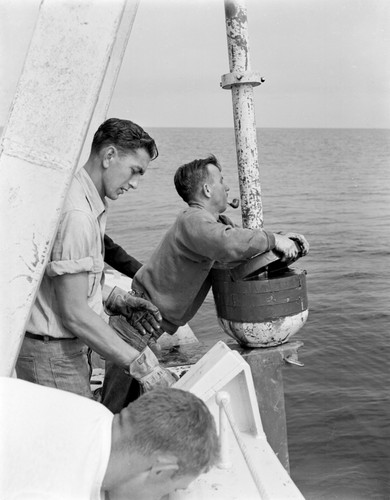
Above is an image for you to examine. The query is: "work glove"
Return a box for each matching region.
[128,346,177,392]
[105,286,162,337]
[109,314,161,357]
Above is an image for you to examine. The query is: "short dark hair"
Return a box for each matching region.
[174,154,221,203]
[121,387,220,477]
[91,118,158,160]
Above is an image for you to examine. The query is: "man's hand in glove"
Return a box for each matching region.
[105,286,162,337]
[128,346,177,392]
[109,314,162,357]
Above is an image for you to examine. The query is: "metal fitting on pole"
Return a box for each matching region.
[220,71,264,90]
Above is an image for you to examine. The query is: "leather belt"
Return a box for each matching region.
[25,332,76,342]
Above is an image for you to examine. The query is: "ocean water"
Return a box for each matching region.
[106,127,390,500]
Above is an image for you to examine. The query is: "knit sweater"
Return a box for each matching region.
[132,204,276,333]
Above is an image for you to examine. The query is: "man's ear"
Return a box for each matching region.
[203,183,212,199]
[102,146,116,169]
[148,454,179,484]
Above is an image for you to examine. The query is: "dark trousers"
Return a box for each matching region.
[100,359,141,413]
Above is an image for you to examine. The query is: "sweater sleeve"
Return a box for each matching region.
[181,211,276,263]
[104,234,142,278]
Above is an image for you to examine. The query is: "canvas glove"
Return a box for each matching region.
[109,314,162,357]
[105,286,162,337]
[128,346,177,391]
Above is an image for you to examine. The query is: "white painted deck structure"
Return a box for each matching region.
[172,342,305,500]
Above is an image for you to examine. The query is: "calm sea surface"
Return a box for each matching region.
[106,127,390,500]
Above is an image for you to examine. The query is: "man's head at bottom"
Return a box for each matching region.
[103,387,220,499]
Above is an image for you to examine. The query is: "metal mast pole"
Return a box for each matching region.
[220,0,306,473]
[221,0,264,229]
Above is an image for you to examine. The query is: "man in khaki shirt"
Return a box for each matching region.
[16,118,175,398]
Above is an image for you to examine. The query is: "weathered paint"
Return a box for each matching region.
[221,0,309,475]
[78,0,140,168]
[218,310,309,348]
[222,0,264,229]
[0,0,139,376]
[243,341,304,473]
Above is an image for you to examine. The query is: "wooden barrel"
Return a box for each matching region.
[211,267,308,324]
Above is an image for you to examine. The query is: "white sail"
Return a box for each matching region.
[0,0,139,376]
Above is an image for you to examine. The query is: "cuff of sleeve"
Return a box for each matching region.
[264,231,276,251]
[129,346,159,379]
[46,257,94,277]
[104,286,130,316]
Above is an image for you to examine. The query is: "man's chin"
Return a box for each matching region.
[108,192,122,200]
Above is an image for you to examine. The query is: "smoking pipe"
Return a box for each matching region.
[228,198,240,209]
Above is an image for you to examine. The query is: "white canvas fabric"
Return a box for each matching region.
[0,377,113,500]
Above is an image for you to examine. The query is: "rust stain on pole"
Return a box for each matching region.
[222,0,264,229]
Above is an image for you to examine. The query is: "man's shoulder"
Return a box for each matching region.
[179,206,216,224]
[63,173,91,212]
[57,178,97,237]
[173,207,220,241]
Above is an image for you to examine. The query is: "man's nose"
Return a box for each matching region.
[129,173,140,190]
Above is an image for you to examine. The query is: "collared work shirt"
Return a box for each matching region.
[28,168,107,338]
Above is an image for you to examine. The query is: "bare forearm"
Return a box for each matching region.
[62,307,140,368]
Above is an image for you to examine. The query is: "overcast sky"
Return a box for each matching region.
[1,0,389,129]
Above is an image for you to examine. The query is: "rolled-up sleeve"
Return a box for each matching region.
[47,210,104,277]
